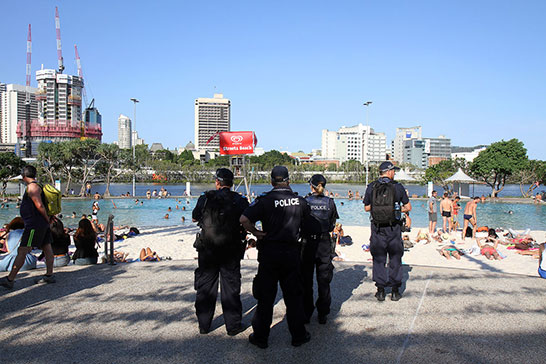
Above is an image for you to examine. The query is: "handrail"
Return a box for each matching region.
[104,214,115,265]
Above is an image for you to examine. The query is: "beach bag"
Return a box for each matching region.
[200,190,240,248]
[371,181,396,225]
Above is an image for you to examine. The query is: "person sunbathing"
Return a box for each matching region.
[415,229,431,244]
[139,247,160,261]
[476,234,502,260]
[439,245,464,260]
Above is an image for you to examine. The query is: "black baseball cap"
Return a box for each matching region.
[215,168,234,182]
[309,174,327,188]
[379,161,400,172]
[271,166,289,182]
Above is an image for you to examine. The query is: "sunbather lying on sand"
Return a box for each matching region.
[415,229,431,244]
[140,247,160,262]
[476,233,502,260]
[438,245,464,260]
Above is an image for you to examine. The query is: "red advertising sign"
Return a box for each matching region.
[219,131,256,155]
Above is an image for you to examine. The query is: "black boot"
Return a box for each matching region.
[391,287,402,301]
[375,287,386,302]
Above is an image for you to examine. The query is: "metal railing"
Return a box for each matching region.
[104,214,115,265]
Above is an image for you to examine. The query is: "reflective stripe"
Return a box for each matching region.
[27,229,35,247]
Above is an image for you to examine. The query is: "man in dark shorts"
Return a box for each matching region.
[462,196,480,239]
[0,165,55,289]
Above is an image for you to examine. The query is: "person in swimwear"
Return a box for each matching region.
[462,197,480,240]
[451,197,461,231]
[476,231,502,260]
[440,192,452,233]
[439,245,464,260]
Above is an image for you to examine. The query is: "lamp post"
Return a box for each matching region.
[363,101,372,186]
[130,98,139,196]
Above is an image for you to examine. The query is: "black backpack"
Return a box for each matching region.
[200,190,241,248]
[371,181,397,225]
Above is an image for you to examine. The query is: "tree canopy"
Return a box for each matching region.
[470,139,527,197]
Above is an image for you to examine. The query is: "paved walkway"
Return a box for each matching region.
[1,261,545,364]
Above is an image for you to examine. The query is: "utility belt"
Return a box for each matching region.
[372,221,402,228]
[306,232,332,240]
[257,239,300,250]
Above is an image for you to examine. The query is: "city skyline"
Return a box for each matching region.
[1,1,545,159]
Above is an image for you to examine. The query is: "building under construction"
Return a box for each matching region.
[15,7,102,157]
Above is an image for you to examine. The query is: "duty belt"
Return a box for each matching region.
[308,232,331,240]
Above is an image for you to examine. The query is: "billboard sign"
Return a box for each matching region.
[219,131,256,155]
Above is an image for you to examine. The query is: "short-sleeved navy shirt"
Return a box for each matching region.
[192,187,249,224]
[242,187,309,243]
[363,177,410,207]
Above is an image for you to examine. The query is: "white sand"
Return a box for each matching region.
[96,224,544,277]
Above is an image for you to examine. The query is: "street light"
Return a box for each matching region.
[363,101,372,186]
[130,98,139,196]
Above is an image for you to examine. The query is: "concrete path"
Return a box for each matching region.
[1,261,545,364]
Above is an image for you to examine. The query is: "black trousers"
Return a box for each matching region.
[369,224,404,289]
[194,248,242,332]
[302,236,334,320]
[251,243,307,344]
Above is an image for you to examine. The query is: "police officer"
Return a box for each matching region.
[302,174,339,324]
[240,166,311,349]
[192,168,249,335]
[363,161,411,301]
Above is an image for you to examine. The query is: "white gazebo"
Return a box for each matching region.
[445,168,477,197]
[395,169,416,182]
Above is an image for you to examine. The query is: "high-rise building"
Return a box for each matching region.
[0,84,38,144]
[402,135,452,168]
[194,93,230,151]
[393,126,422,163]
[321,130,338,160]
[118,114,132,149]
[16,68,102,156]
[404,139,428,169]
[321,123,387,164]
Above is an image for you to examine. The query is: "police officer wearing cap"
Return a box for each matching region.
[302,174,339,325]
[240,166,311,348]
[192,168,249,336]
[363,161,411,301]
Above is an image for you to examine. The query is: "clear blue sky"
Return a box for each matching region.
[1,0,545,159]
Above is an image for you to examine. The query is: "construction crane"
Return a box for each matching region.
[24,24,32,158]
[55,6,64,73]
[74,44,88,108]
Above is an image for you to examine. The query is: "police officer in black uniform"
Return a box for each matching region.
[363,161,411,301]
[302,174,339,324]
[240,166,311,349]
[192,168,249,336]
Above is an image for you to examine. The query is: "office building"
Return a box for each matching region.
[403,135,452,168]
[451,145,488,162]
[321,123,387,164]
[194,93,230,151]
[118,114,132,149]
[0,83,38,144]
[393,126,422,163]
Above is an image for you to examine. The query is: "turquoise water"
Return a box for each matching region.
[1,191,545,230]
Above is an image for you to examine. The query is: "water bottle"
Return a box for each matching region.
[394,202,402,221]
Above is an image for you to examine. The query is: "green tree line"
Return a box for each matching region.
[0,138,543,198]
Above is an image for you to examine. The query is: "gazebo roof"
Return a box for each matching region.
[395,169,416,181]
[445,168,477,183]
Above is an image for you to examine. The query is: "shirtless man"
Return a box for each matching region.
[440,192,452,233]
[462,196,480,239]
